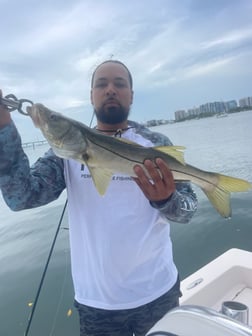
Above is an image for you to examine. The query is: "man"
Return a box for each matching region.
[0,60,197,336]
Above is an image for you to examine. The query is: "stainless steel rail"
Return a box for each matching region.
[146,305,252,336]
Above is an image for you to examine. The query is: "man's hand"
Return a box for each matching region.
[133,158,175,202]
[0,90,11,128]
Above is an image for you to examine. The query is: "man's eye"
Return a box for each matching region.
[115,82,126,88]
[95,82,106,88]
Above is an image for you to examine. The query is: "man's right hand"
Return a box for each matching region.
[0,90,12,128]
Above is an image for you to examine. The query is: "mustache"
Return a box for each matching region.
[103,98,121,105]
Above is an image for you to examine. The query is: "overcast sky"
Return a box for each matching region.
[1,0,252,140]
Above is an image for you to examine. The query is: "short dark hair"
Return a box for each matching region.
[91,60,133,89]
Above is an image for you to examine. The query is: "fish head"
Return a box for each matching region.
[27,103,90,161]
[27,103,74,146]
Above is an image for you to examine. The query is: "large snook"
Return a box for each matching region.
[27,103,252,218]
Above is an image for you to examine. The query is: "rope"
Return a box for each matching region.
[49,248,69,336]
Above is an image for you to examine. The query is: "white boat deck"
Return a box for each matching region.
[147,248,252,335]
[180,248,252,325]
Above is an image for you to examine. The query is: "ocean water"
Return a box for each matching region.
[0,111,252,335]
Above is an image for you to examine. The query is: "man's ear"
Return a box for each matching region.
[90,90,93,105]
[130,90,134,105]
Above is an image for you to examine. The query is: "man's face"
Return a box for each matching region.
[90,62,133,125]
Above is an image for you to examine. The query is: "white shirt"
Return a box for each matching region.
[64,128,178,309]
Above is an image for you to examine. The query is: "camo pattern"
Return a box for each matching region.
[0,120,197,223]
[0,122,65,210]
[74,276,181,336]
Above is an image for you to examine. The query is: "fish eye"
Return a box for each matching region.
[49,113,58,122]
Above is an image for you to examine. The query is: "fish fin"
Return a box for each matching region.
[88,166,113,195]
[202,174,252,218]
[116,139,186,165]
[203,188,232,218]
[154,146,186,165]
[216,174,252,192]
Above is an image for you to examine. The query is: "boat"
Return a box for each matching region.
[216,112,228,118]
[146,248,252,335]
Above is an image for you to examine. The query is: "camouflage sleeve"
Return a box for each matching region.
[0,122,66,211]
[150,185,197,223]
[131,121,198,224]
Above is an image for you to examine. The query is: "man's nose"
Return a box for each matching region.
[105,83,116,96]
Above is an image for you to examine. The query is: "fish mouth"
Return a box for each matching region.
[26,104,45,128]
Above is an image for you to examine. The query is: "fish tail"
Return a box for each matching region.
[218,174,252,192]
[202,174,252,218]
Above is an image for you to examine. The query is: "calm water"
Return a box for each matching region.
[1,111,252,335]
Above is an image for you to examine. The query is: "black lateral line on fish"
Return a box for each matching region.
[171,168,227,192]
[172,168,210,184]
[88,136,221,188]
[87,136,147,166]
[88,135,226,189]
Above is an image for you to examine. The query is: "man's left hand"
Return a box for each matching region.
[133,158,175,202]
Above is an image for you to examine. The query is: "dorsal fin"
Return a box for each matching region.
[116,137,186,165]
[154,146,186,165]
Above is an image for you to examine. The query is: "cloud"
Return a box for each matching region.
[183,56,236,78]
[1,0,252,133]
[201,27,252,49]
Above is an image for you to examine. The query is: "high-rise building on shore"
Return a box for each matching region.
[239,97,252,108]
[174,96,252,121]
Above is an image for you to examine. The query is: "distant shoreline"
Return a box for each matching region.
[145,109,252,127]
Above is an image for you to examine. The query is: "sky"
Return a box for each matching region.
[1,0,252,141]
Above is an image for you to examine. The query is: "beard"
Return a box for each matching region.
[94,103,130,125]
